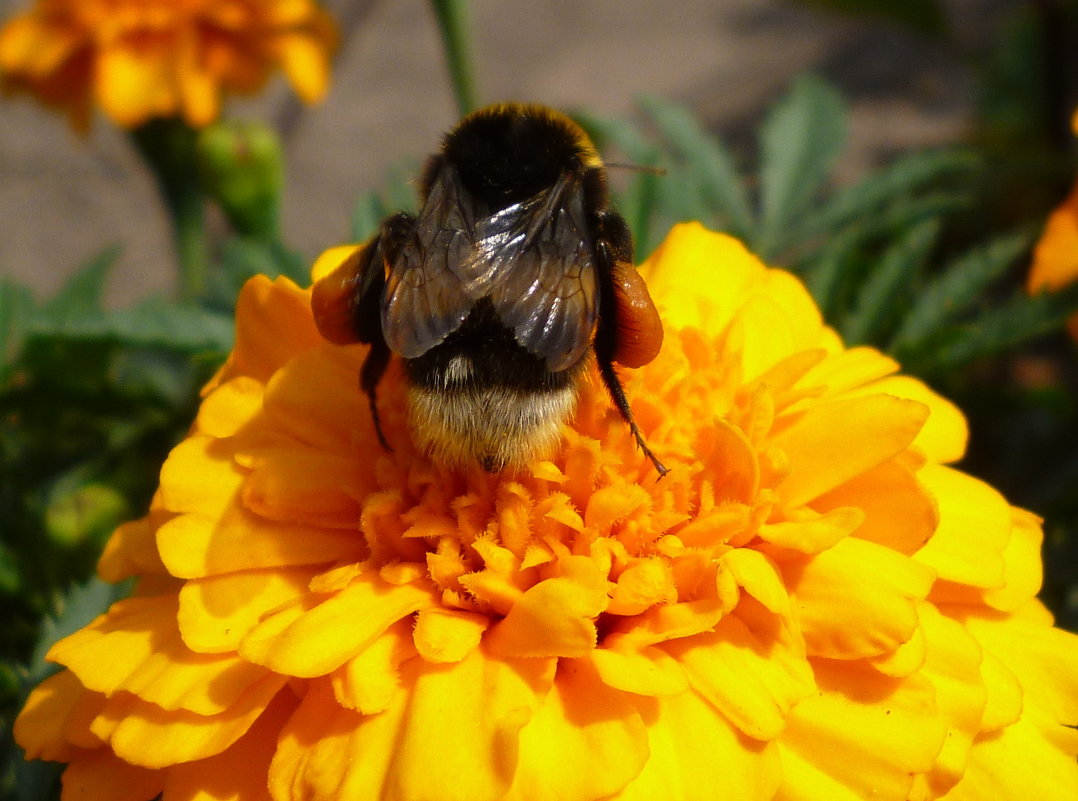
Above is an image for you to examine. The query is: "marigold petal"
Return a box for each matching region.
[857,375,968,463]
[158,436,244,519]
[98,517,168,582]
[330,620,417,714]
[61,749,164,801]
[812,459,938,554]
[914,465,1010,589]
[96,39,176,126]
[157,508,366,579]
[163,689,298,801]
[983,507,1044,611]
[663,612,815,740]
[195,376,264,439]
[786,537,935,660]
[590,644,690,696]
[273,32,329,102]
[757,506,863,554]
[1029,181,1078,292]
[773,394,929,506]
[15,671,86,762]
[385,647,554,801]
[777,662,947,801]
[512,658,649,801]
[177,566,317,653]
[106,672,288,768]
[943,710,1078,801]
[615,691,781,801]
[215,276,323,388]
[48,595,269,715]
[238,574,431,677]
[412,606,488,663]
[486,556,608,658]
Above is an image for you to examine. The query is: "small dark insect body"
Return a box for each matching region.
[312,103,666,474]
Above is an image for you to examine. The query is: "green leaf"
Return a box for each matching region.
[0,279,36,369]
[38,247,121,331]
[352,192,390,242]
[841,219,940,345]
[890,230,1033,352]
[919,282,1078,371]
[802,148,977,238]
[757,74,846,259]
[638,96,755,240]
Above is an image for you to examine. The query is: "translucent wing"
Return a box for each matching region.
[380,164,480,359]
[484,173,599,372]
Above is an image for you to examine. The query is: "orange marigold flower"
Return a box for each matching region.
[0,0,336,131]
[1029,109,1078,338]
[16,222,1078,800]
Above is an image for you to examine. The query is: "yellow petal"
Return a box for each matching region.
[512,658,649,800]
[616,691,781,801]
[773,394,928,506]
[96,37,177,126]
[158,435,245,519]
[273,32,330,102]
[663,612,815,740]
[914,465,1010,589]
[239,574,431,677]
[194,376,264,439]
[777,662,947,801]
[757,506,864,554]
[591,643,690,696]
[786,537,935,660]
[486,555,608,658]
[1029,180,1078,293]
[856,374,968,464]
[983,507,1044,611]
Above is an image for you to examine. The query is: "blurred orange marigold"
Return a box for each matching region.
[0,0,336,131]
[16,223,1078,800]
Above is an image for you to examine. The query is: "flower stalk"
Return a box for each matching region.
[429,0,479,116]
[130,119,209,301]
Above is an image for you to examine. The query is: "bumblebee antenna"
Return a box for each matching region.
[604,162,667,177]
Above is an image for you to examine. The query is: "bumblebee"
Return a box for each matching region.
[312,103,666,475]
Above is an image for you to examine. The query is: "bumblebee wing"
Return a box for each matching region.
[485,173,599,372]
[381,164,478,359]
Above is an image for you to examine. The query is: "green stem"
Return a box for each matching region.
[130,119,208,301]
[429,0,478,116]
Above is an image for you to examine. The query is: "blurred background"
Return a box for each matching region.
[0,0,1035,305]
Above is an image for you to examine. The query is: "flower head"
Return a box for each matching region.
[17,223,1078,800]
[0,0,336,131]
[1029,109,1078,338]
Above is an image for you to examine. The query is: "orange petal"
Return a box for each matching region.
[239,574,431,677]
[330,619,417,714]
[772,394,928,506]
[785,538,935,660]
[194,376,264,439]
[158,435,245,519]
[812,459,938,554]
[60,749,163,801]
[14,671,86,762]
[512,658,649,800]
[164,688,299,801]
[96,36,177,126]
[48,595,269,715]
[412,606,489,663]
[177,566,317,652]
[857,375,968,464]
[157,507,366,579]
[98,517,168,582]
[105,672,288,768]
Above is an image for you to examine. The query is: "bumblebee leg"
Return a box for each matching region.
[596,356,668,477]
[360,337,393,452]
[593,211,668,477]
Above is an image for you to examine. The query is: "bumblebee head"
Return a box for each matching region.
[437,103,602,209]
